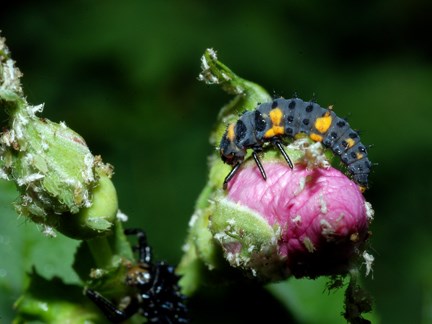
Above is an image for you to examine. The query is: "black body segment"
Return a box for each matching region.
[219,97,372,190]
[86,229,188,324]
[237,111,259,148]
[254,101,274,140]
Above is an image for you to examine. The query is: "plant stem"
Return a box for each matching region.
[86,236,114,269]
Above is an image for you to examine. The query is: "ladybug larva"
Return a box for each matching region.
[219,97,372,191]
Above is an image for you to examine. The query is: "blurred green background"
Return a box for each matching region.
[1,1,431,323]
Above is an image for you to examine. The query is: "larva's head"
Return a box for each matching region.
[219,124,245,166]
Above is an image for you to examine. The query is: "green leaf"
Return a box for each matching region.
[268,277,379,324]
[14,269,104,323]
[0,180,81,322]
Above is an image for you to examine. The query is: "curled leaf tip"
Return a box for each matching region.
[198,48,241,95]
[198,48,220,84]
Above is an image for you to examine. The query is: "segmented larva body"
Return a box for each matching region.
[219,97,372,191]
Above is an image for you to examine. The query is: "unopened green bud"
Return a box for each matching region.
[6,116,94,215]
[0,105,117,237]
[0,35,117,239]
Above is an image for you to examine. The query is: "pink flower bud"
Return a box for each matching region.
[225,162,370,278]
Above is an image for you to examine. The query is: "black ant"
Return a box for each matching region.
[86,228,188,323]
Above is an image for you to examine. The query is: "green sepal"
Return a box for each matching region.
[177,185,226,296]
[210,195,289,281]
[53,173,118,240]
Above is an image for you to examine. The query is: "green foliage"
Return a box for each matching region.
[0,181,81,323]
[14,270,103,324]
[269,277,378,324]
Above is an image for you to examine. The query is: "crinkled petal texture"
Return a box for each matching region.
[227,162,369,278]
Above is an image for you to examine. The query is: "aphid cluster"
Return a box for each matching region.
[86,228,188,323]
[220,97,372,191]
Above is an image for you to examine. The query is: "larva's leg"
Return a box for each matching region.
[252,151,267,181]
[124,228,152,264]
[273,140,293,169]
[223,162,241,189]
[86,289,132,323]
[222,150,268,190]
